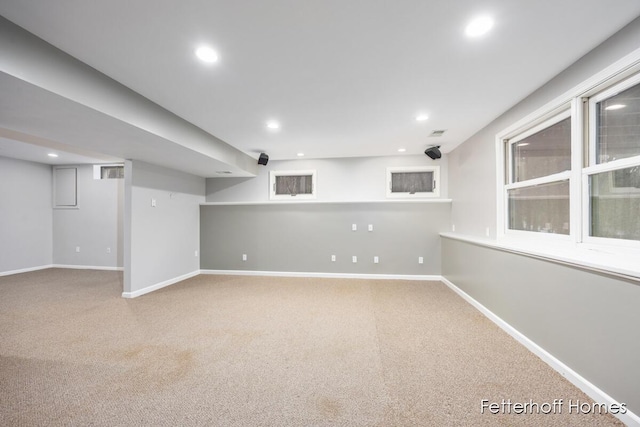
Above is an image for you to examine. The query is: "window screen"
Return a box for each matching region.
[595,81,640,164]
[511,117,571,182]
[101,165,124,179]
[269,170,316,200]
[275,175,313,196]
[386,166,440,198]
[390,171,434,194]
[590,166,640,241]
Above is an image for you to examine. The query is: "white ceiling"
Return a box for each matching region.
[1,1,640,174]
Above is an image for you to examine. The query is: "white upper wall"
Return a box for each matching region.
[448,16,640,238]
[0,156,52,273]
[124,160,205,295]
[52,164,123,268]
[206,154,448,203]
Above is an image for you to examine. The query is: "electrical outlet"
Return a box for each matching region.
[331,255,336,262]
[486,227,490,237]
[368,224,373,232]
[352,224,357,231]
[106,247,111,254]
[452,224,456,232]
[418,256,424,264]
[194,250,198,257]
[151,198,156,207]
[374,256,379,264]
[75,246,80,253]
[242,254,247,261]
[352,256,357,263]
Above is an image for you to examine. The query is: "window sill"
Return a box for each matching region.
[440,232,640,282]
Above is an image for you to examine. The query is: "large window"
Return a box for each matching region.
[504,112,572,236]
[585,74,640,244]
[501,71,640,248]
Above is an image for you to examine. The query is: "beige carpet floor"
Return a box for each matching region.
[0,269,624,426]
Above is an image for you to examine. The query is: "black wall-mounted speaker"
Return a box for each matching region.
[258,153,269,165]
[424,146,441,160]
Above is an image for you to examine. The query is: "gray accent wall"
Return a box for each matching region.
[124,161,205,294]
[441,236,640,415]
[201,202,450,275]
[0,156,52,273]
[53,164,123,267]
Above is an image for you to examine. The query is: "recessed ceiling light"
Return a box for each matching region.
[48,153,59,158]
[195,46,219,63]
[605,104,626,110]
[465,15,494,38]
[398,148,407,152]
[266,121,280,130]
[297,152,305,157]
[416,114,429,121]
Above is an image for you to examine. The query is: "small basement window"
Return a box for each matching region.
[93,164,124,180]
[386,166,440,198]
[269,170,316,200]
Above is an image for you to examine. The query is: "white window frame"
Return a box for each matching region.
[581,73,640,249]
[93,163,125,180]
[386,166,440,199]
[501,108,574,242]
[497,60,640,252]
[53,166,78,209]
[269,170,317,200]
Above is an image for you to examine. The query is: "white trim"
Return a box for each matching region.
[200,269,440,281]
[588,71,640,166]
[441,276,640,427]
[52,166,78,209]
[496,134,506,238]
[201,199,453,206]
[0,264,54,277]
[505,171,571,190]
[93,163,125,180]
[583,155,640,175]
[52,264,124,271]
[507,108,572,147]
[269,169,317,200]
[386,166,441,198]
[121,270,200,298]
[570,97,584,244]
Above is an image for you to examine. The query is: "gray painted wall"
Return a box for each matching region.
[0,156,52,273]
[441,236,640,415]
[448,16,640,238]
[206,155,448,202]
[201,202,449,275]
[53,164,123,267]
[125,161,205,293]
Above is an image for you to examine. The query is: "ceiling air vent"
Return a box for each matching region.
[429,130,447,137]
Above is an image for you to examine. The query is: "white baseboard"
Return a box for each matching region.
[52,264,124,271]
[200,269,441,281]
[122,270,200,298]
[0,264,53,277]
[441,276,640,427]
